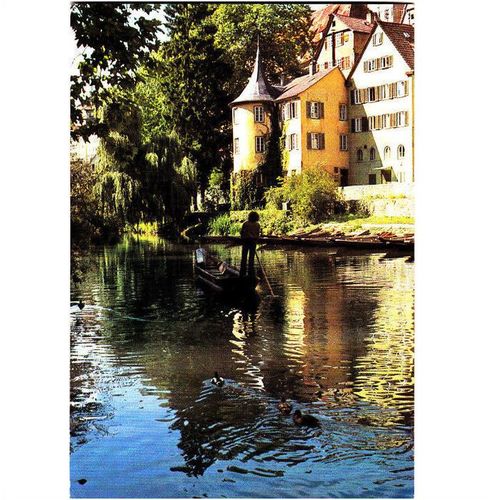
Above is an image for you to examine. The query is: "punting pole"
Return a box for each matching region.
[255,251,276,298]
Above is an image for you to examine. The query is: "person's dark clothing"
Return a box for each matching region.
[240,221,260,278]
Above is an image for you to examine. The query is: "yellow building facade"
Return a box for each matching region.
[232,102,273,173]
[276,67,349,183]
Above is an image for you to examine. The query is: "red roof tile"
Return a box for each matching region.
[335,14,373,33]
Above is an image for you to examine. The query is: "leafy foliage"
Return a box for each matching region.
[208,209,292,236]
[211,3,313,94]
[71,2,163,139]
[265,168,346,225]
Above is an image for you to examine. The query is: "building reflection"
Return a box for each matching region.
[71,240,414,476]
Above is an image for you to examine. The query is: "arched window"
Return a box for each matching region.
[384,146,391,160]
[357,148,363,162]
[370,147,376,161]
[397,144,405,159]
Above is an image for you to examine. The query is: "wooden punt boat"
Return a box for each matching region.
[379,236,415,250]
[194,248,259,295]
[332,236,387,249]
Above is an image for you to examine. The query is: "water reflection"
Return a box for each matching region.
[70,238,414,497]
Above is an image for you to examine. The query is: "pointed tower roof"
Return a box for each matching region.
[231,38,275,106]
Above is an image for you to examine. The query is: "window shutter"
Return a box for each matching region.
[362,117,368,132]
[319,133,325,149]
[319,102,325,119]
[307,133,312,149]
[405,111,409,126]
[306,102,311,118]
[364,61,368,72]
[350,90,355,104]
[351,119,355,133]
[404,80,409,95]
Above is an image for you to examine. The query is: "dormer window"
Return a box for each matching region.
[373,32,383,46]
[254,105,264,123]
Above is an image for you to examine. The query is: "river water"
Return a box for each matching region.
[70,237,414,498]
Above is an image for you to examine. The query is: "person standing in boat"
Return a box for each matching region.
[240,211,260,278]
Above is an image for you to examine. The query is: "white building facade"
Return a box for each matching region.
[347,20,414,185]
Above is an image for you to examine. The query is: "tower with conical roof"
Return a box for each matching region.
[230,38,276,176]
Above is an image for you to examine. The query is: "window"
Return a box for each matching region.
[353,117,362,132]
[287,133,298,151]
[364,56,393,72]
[395,111,407,127]
[339,104,347,121]
[340,134,348,151]
[384,146,391,160]
[373,32,383,46]
[357,149,363,162]
[396,81,408,97]
[382,114,390,128]
[280,104,286,121]
[335,32,344,47]
[368,174,377,185]
[380,55,393,69]
[324,62,329,70]
[308,101,324,119]
[368,87,376,102]
[234,138,240,155]
[232,108,239,125]
[255,136,266,153]
[337,56,351,70]
[254,105,264,123]
[365,59,377,72]
[324,38,328,50]
[397,145,405,159]
[370,147,376,161]
[289,101,298,119]
[350,89,361,104]
[308,132,325,150]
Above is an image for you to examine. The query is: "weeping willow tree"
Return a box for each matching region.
[94,97,191,234]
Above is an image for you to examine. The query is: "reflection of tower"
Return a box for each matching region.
[230,39,275,178]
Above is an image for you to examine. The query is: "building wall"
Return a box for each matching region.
[232,102,273,173]
[348,24,413,185]
[280,99,302,173]
[315,18,358,77]
[300,68,349,176]
[279,69,349,178]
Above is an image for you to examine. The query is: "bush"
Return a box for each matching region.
[208,213,241,236]
[265,167,346,225]
[208,209,292,236]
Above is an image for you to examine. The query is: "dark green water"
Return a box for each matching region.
[70,237,414,498]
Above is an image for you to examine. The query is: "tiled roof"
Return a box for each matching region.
[310,4,357,43]
[378,21,414,69]
[335,14,373,33]
[275,67,341,102]
[231,42,275,105]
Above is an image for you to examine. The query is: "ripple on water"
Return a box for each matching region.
[70,241,414,498]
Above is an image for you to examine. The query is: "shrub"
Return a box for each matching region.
[265,167,346,225]
[208,209,292,236]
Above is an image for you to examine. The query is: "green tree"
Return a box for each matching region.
[211,3,313,95]
[71,2,163,139]
[160,3,232,202]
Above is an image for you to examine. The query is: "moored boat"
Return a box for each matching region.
[194,248,259,295]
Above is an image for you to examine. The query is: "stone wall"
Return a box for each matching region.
[342,183,414,218]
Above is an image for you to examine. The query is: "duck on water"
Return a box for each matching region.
[211,372,224,387]
[293,410,320,427]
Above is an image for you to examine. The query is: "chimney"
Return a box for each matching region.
[309,61,316,76]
